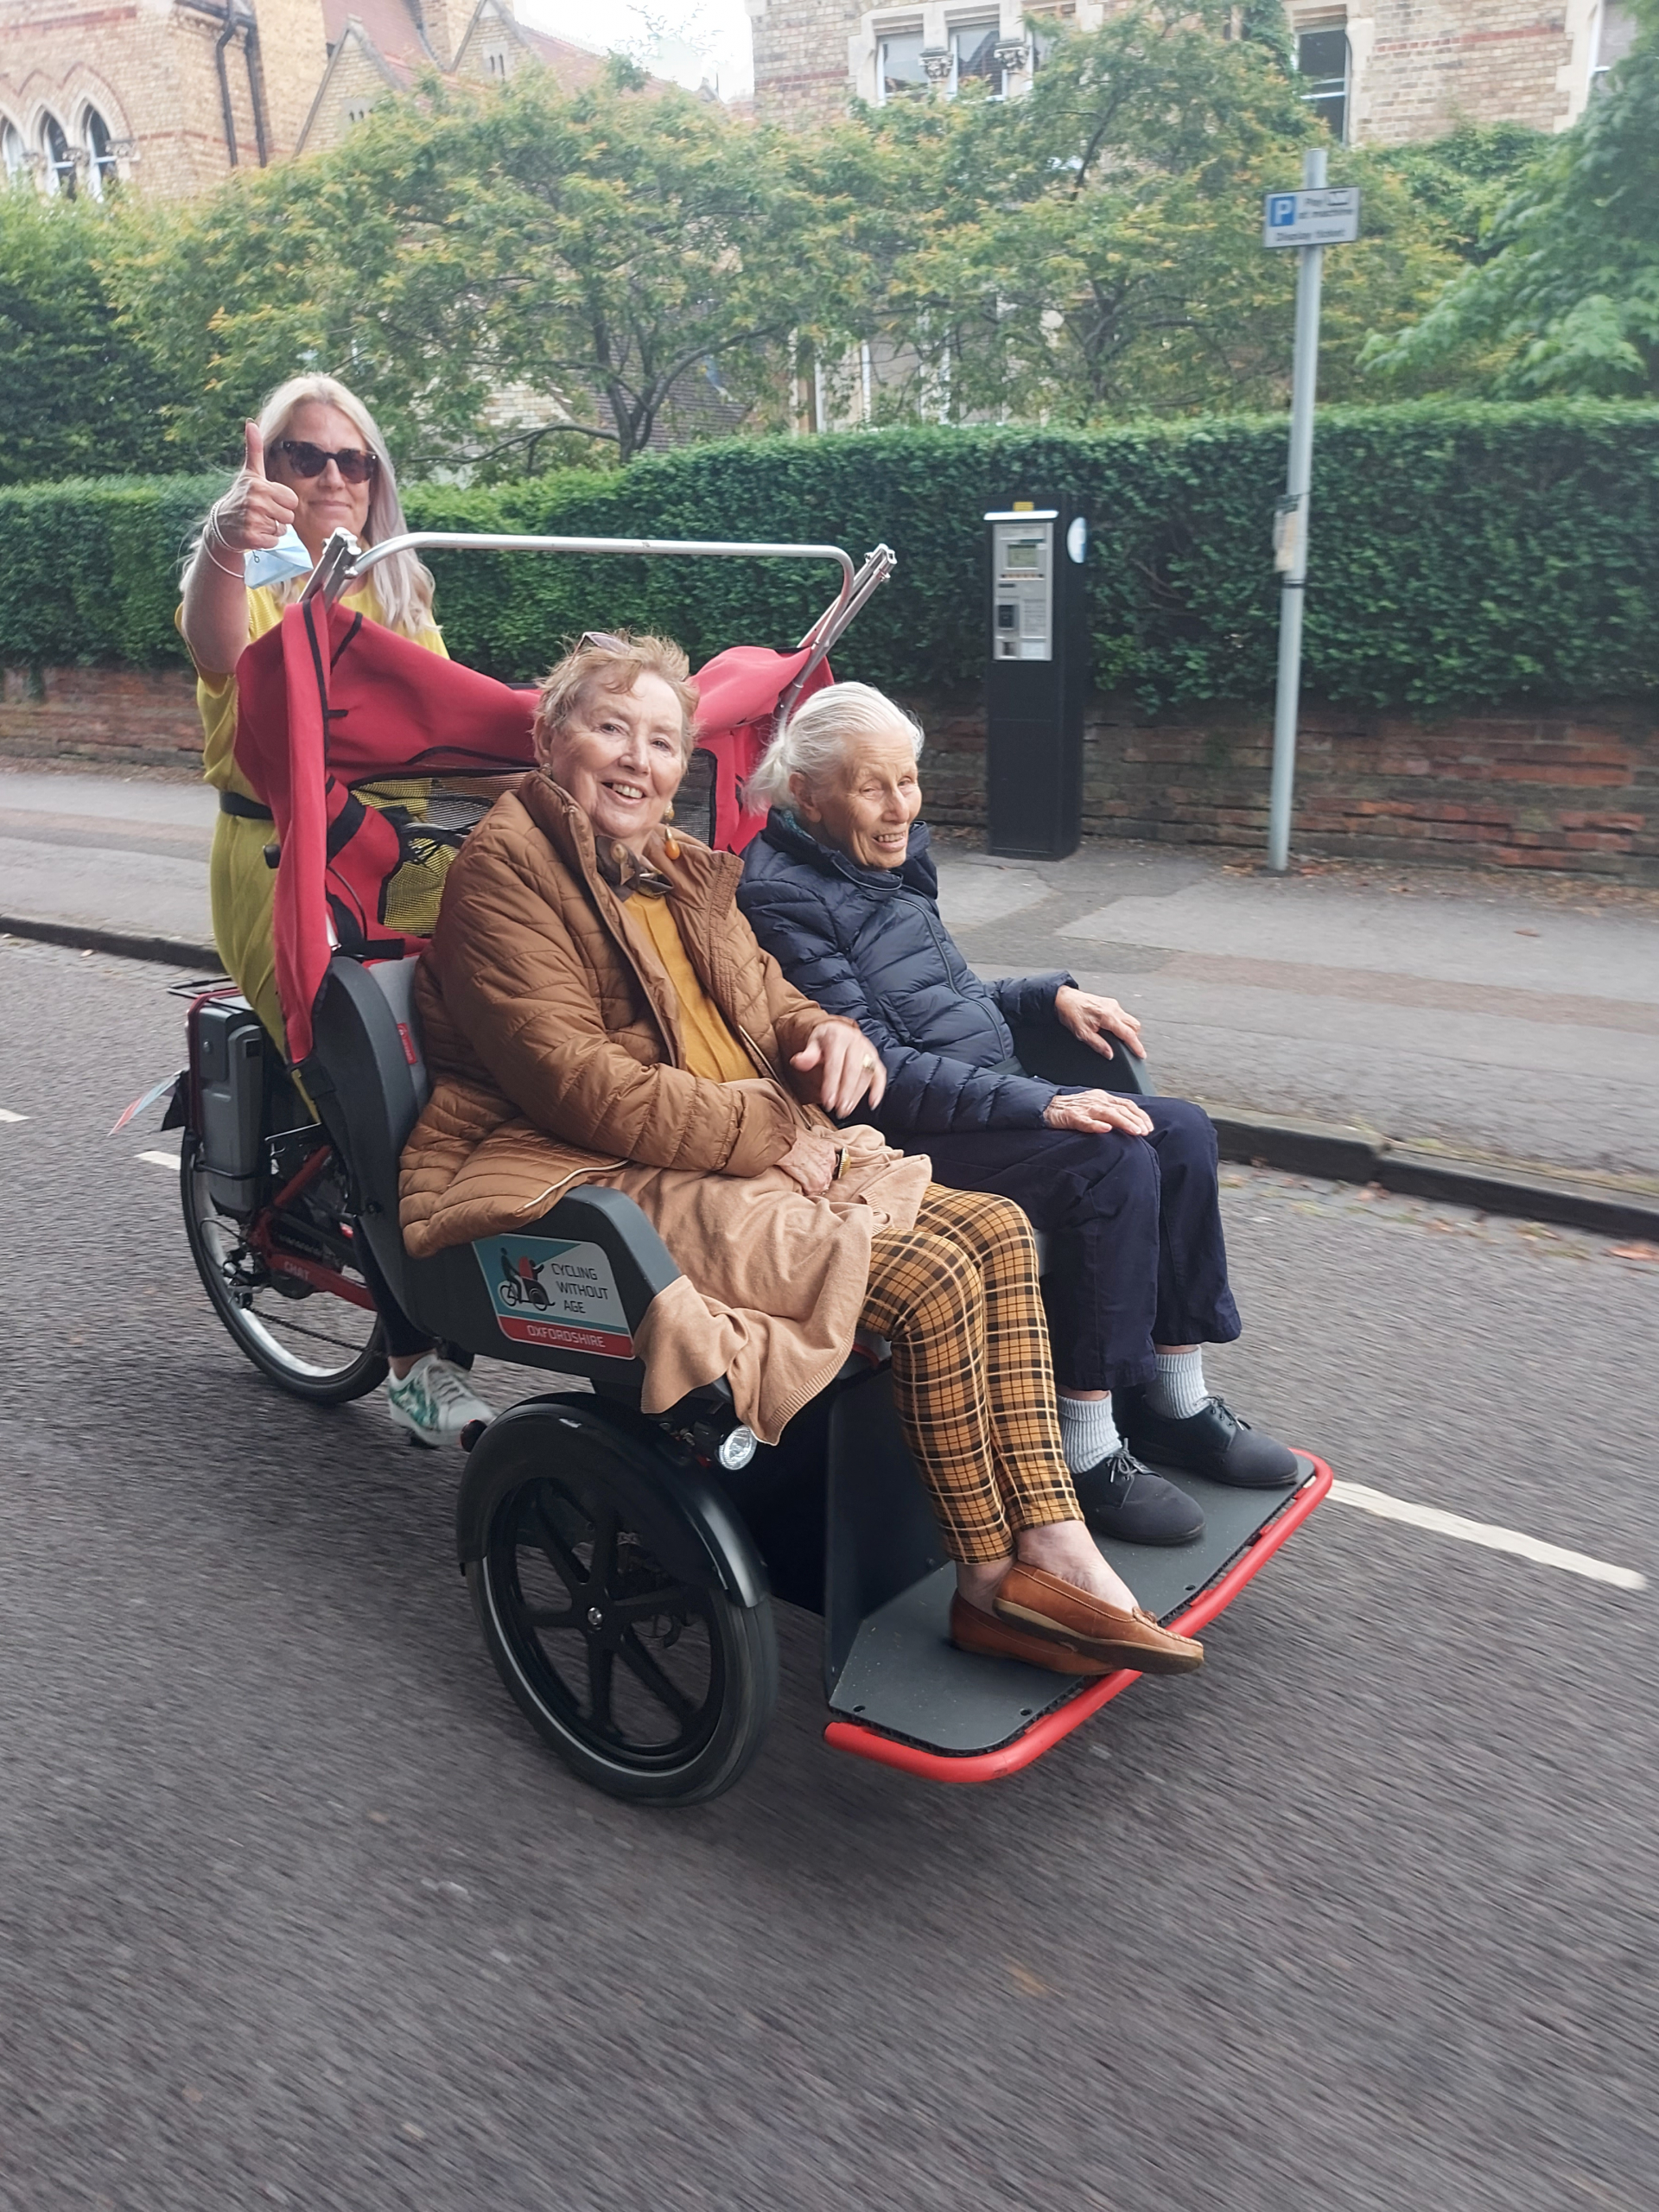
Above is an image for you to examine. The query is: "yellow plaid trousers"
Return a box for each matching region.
[861,1183,1081,1565]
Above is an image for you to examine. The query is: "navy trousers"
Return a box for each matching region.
[913,1097,1241,1394]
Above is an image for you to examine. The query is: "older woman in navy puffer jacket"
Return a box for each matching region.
[738,683,1298,1547]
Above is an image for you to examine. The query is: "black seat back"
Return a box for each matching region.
[302,954,685,1390]
[302,957,423,1301]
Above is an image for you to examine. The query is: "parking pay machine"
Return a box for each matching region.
[984,501,1089,860]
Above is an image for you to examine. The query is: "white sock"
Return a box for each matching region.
[1058,1393,1121,1475]
[1147,1348,1208,1421]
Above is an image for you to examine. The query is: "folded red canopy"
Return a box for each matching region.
[689,644,833,854]
[232,602,832,1063]
[233,602,537,1063]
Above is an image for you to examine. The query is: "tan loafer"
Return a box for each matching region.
[949,1592,1118,1677]
[993,1564,1205,1675]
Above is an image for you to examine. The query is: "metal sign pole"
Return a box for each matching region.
[1268,144,1329,875]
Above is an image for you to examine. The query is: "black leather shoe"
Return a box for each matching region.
[1072,1446,1205,1545]
[1122,1393,1300,1488]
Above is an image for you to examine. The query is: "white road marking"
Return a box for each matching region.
[137,1150,180,1171]
[1330,1478,1646,1591]
[0,1108,26,1122]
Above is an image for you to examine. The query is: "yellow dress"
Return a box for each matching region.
[178,581,452,1052]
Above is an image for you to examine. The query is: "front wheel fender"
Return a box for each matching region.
[454,1394,770,1611]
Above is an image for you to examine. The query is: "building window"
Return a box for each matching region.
[84,108,118,196]
[1294,22,1349,141]
[486,45,510,79]
[951,17,1007,94]
[2,120,28,186]
[878,28,928,100]
[41,112,78,195]
[346,99,371,125]
[1590,0,1639,92]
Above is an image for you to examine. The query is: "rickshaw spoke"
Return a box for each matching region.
[521,1604,580,1630]
[617,1629,698,1726]
[587,1643,617,1733]
[527,1497,588,1594]
[607,1583,696,1621]
[589,1506,620,1592]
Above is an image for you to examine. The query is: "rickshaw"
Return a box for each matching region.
[147,527,1331,1807]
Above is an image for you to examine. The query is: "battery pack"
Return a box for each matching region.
[194,996,269,1215]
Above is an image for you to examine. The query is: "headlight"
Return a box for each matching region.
[717,1424,758,1471]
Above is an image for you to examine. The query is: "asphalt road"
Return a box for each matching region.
[2,938,1655,2212]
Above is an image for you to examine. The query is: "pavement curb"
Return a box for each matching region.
[1207,1110,1659,1243]
[0,912,221,973]
[4,907,1654,1243]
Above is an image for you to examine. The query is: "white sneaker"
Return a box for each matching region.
[385,1352,493,1449]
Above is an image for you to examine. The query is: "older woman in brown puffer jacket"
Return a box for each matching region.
[398,632,1201,1681]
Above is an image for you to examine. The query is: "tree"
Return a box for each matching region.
[135,63,849,469]
[1372,120,1548,265]
[0,188,183,485]
[803,2,1459,427]
[1365,3,1659,396]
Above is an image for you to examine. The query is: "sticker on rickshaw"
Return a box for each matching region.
[476,1236,633,1358]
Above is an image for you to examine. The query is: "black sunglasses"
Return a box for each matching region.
[273,437,379,485]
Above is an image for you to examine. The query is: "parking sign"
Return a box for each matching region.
[1262,188,1361,249]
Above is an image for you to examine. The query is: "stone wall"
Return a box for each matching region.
[911,690,1659,879]
[1,664,203,770]
[746,0,868,128]
[253,0,331,160]
[1333,0,1591,143]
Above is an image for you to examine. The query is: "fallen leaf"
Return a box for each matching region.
[1609,1242,1659,1262]
[1007,1963,1053,1997]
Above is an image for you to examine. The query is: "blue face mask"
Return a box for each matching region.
[244,526,311,591]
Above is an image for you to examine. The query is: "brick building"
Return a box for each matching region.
[295,0,606,155]
[746,0,1642,142]
[0,0,606,200]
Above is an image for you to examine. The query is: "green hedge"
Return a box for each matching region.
[4,405,1657,712]
[0,474,224,668]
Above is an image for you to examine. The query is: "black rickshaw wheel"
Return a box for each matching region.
[180,1133,390,1406]
[467,1457,778,1807]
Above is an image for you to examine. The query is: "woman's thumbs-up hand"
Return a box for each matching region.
[211,421,302,555]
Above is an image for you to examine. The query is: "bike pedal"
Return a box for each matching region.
[461,1419,490,1452]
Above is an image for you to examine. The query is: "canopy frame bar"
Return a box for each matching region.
[301,526,897,742]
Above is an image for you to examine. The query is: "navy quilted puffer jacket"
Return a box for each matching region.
[738,810,1075,1136]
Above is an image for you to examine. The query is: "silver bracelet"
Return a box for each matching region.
[199,500,246,583]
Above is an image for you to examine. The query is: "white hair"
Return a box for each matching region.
[747,682,925,815]
[184,374,436,639]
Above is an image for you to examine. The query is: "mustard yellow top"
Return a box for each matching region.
[623,894,755,1084]
[175,580,448,806]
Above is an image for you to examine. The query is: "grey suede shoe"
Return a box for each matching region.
[1122,1393,1300,1488]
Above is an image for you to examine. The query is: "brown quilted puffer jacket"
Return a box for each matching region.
[399,772,837,1256]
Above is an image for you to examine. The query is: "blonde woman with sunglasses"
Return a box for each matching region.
[178,373,494,1447]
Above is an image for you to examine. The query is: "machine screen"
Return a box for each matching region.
[1003,540,1042,573]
